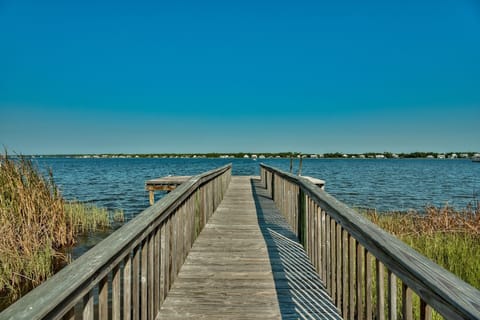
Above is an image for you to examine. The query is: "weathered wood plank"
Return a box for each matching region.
[0,165,231,320]
[260,164,480,320]
[112,265,121,320]
[99,276,108,320]
[145,176,191,192]
[123,255,132,320]
[388,270,397,320]
[82,291,94,320]
[157,177,342,319]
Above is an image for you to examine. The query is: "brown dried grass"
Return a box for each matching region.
[0,152,122,307]
[363,204,480,289]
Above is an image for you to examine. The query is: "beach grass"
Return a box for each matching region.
[0,152,123,306]
[361,205,479,319]
[363,205,480,290]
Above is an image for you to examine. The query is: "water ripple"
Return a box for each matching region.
[35,158,480,219]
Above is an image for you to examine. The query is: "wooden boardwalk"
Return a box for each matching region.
[157,176,342,319]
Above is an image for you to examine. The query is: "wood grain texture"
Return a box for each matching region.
[157,177,342,320]
[260,164,480,320]
[0,165,231,320]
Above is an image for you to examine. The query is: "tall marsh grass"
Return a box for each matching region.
[0,153,123,306]
[364,205,480,289]
[359,206,479,319]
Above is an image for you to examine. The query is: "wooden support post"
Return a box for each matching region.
[298,155,303,175]
[149,190,154,205]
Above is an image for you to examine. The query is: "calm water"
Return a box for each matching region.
[36,157,480,219]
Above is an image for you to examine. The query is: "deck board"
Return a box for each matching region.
[157,176,342,320]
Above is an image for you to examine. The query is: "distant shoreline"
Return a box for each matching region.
[21,151,480,160]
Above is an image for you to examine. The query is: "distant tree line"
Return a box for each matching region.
[29,151,479,159]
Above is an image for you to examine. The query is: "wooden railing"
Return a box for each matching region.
[260,164,480,320]
[0,164,231,320]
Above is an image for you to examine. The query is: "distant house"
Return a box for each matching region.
[437,154,445,159]
[243,154,250,158]
[427,155,434,159]
[259,155,266,159]
[251,154,258,159]
[375,154,385,159]
[310,154,318,158]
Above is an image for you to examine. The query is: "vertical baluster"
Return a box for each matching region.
[420,299,432,320]
[316,206,322,273]
[82,290,94,320]
[148,233,155,320]
[356,242,364,320]
[336,223,342,309]
[163,219,169,300]
[112,265,121,320]
[313,203,319,271]
[141,240,148,320]
[376,260,385,320]
[349,236,355,320]
[326,215,331,292]
[331,219,336,300]
[99,276,108,319]
[171,210,177,283]
[342,229,348,317]
[307,196,311,256]
[388,270,397,320]
[161,222,167,305]
[154,227,161,316]
[168,216,174,291]
[308,197,317,262]
[365,250,372,320]
[124,254,132,320]
[402,283,413,320]
[321,209,327,283]
[132,246,140,320]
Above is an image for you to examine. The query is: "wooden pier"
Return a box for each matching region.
[158,176,340,319]
[146,176,191,205]
[1,164,479,320]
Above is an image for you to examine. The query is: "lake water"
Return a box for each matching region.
[36,157,480,220]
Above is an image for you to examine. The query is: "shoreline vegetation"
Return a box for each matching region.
[0,153,124,309]
[16,151,480,159]
[1,152,478,315]
[361,205,480,290]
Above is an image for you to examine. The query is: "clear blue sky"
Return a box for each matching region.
[1,0,479,154]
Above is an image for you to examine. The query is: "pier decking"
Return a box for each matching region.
[146,176,192,205]
[1,163,479,320]
[157,176,340,319]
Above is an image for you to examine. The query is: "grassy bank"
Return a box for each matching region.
[363,205,480,289]
[0,153,123,306]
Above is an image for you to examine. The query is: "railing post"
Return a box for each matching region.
[256,164,480,320]
[298,188,306,246]
[271,172,275,200]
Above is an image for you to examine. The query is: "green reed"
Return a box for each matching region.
[363,205,479,290]
[0,152,123,307]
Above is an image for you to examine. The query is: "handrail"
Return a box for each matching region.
[0,164,232,320]
[260,163,480,320]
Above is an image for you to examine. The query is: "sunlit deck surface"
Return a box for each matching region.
[157,176,341,319]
